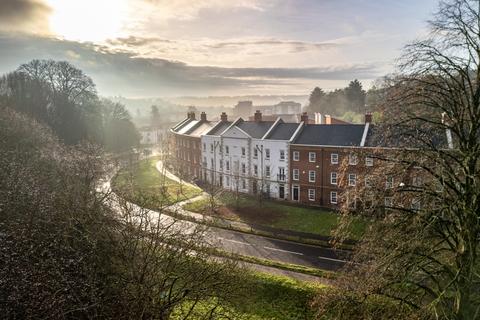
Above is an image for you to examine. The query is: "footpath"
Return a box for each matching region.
[156,160,356,250]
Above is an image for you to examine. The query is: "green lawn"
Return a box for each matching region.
[171,271,324,320]
[184,193,366,239]
[112,157,202,208]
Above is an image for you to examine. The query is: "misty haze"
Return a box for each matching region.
[1,1,479,319]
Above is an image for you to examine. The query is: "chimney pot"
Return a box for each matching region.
[254,110,262,122]
[300,112,308,123]
[365,112,373,124]
[187,111,196,120]
[200,112,207,121]
[220,112,228,122]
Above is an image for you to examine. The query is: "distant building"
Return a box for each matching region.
[139,127,166,145]
[314,113,350,125]
[273,101,302,115]
[233,101,253,118]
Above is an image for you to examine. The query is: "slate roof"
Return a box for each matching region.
[236,120,275,138]
[185,121,215,137]
[176,120,200,135]
[171,117,194,132]
[206,121,233,136]
[364,124,449,149]
[293,124,366,146]
[265,123,301,140]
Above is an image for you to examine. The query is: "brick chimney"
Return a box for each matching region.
[220,112,228,122]
[325,115,332,124]
[254,110,262,122]
[300,112,308,123]
[200,111,207,121]
[187,111,196,120]
[365,112,373,124]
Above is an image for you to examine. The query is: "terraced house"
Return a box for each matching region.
[170,111,374,208]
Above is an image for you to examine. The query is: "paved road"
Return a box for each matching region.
[104,164,349,272]
[207,227,349,271]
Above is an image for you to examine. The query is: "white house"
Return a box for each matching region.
[200,111,302,200]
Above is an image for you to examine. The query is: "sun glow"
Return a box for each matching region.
[46,0,129,42]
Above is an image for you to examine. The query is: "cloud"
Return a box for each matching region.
[0,33,382,97]
[106,36,175,47]
[205,39,339,53]
[0,0,51,34]
[103,36,341,66]
[142,0,266,20]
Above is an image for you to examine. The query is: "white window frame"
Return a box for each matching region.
[331,153,338,164]
[265,148,270,160]
[349,154,358,165]
[293,169,299,181]
[309,152,316,162]
[253,164,258,176]
[241,147,246,156]
[348,173,356,186]
[386,176,394,189]
[265,165,271,177]
[309,170,316,183]
[365,175,371,187]
[384,197,393,208]
[365,156,373,167]
[411,198,421,211]
[330,191,338,204]
[330,172,337,185]
[279,150,285,161]
[293,151,300,161]
[241,163,246,174]
[308,189,315,201]
[412,176,423,187]
[225,145,229,154]
[226,160,230,171]
[253,148,258,158]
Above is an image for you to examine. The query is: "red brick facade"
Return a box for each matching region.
[170,133,202,179]
[289,145,370,209]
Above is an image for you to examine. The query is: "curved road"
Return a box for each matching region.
[105,161,350,272]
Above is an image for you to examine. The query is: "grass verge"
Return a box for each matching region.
[184,193,366,240]
[171,270,325,320]
[213,249,338,279]
[112,157,202,208]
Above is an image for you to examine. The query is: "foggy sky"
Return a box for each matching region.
[0,0,438,97]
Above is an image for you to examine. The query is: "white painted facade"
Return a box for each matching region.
[200,119,292,200]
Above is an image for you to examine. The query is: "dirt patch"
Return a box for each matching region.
[215,205,285,225]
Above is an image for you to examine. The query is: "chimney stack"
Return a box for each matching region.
[365,112,372,124]
[200,112,207,121]
[254,110,262,122]
[220,112,228,122]
[300,112,309,123]
[187,111,196,120]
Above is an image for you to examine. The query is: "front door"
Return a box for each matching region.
[292,185,299,201]
[279,184,285,199]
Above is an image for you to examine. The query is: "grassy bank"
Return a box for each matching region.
[112,157,202,208]
[184,193,366,240]
[172,271,324,320]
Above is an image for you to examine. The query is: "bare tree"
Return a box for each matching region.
[0,108,245,319]
[315,1,480,319]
